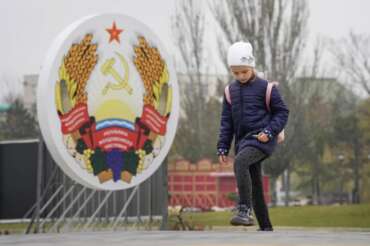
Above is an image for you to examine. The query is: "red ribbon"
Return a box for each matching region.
[59,103,90,134]
[93,127,138,151]
[140,104,168,135]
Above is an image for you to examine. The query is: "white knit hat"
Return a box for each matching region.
[227,41,255,67]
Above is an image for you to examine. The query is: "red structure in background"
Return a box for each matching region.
[168,158,271,209]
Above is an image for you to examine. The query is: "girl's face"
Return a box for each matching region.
[230,66,255,83]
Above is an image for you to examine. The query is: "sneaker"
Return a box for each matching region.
[230,205,254,226]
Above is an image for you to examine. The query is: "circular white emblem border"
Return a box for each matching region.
[37,14,179,190]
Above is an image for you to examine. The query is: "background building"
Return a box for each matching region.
[22,74,38,112]
[168,158,270,209]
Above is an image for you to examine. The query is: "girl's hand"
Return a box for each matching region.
[257,132,270,143]
[219,155,228,165]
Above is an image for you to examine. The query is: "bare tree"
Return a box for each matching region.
[330,31,370,203]
[331,32,370,95]
[289,38,330,205]
[0,75,22,103]
[171,0,220,162]
[210,0,309,205]
[211,0,308,88]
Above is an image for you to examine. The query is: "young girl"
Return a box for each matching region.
[217,42,289,231]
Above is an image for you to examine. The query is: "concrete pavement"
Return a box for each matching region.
[0,228,369,246]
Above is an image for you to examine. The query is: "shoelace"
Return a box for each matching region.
[235,205,252,218]
[238,209,252,218]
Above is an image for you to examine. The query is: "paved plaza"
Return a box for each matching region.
[1,228,369,246]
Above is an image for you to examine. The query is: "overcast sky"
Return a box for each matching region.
[1,0,370,98]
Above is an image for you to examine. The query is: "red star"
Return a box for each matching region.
[106,22,123,43]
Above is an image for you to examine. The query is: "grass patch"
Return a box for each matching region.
[0,223,28,234]
[180,204,370,228]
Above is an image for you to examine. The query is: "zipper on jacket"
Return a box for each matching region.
[237,82,244,140]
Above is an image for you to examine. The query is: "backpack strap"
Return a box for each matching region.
[224,85,231,104]
[265,81,279,112]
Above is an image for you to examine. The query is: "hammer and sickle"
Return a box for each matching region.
[101,52,133,95]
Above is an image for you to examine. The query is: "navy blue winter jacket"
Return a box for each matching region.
[217,76,289,156]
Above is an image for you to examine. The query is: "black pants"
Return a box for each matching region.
[233,146,272,229]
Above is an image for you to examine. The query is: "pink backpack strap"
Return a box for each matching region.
[266,81,279,112]
[224,85,231,104]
